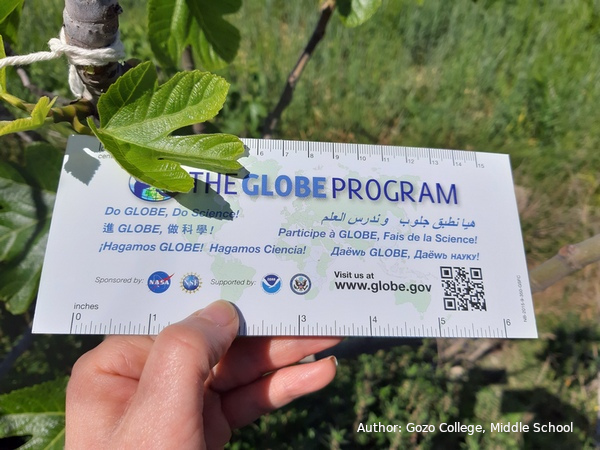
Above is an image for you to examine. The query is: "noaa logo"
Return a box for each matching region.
[261,274,282,294]
[290,274,311,295]
[180,273,202,294]
[147,271,173,293]
[129,177,172,202]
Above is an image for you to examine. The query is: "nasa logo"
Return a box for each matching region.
[290,274,311,295]
[147,271,173,294]
[261,274,282,294]
[129,177,172,202]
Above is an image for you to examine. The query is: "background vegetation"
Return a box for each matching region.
[1,0,598,448]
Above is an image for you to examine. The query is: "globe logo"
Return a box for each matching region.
[261,274,281,294]
[180,273,202,294]
[129,177,172,202]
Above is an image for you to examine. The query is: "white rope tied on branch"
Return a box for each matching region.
[0,28,125,100]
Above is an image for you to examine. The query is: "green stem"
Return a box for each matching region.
[49,100,95,135]
[0,92,30,113]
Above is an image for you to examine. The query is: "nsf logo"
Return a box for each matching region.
[180,273,202,294]
[148,271,173,293]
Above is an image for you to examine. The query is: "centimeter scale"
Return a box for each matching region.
[33,136,537,338]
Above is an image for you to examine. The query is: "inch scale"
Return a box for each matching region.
[33,135,537,338]
[68,311,515,338]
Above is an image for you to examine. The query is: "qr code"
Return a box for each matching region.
[441,266,486,311]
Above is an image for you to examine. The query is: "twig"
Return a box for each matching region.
[15,67,67,105]
[3,41,66,105]
[466,339,502,363]
[529,234,600,293]
[181,46,195,72]
[262,0,336,139]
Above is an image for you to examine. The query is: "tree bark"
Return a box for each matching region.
[62,0,123,101]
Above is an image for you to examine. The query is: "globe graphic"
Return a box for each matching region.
[129,177,171,202]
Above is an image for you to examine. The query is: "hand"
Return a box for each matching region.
[66,300,340,449]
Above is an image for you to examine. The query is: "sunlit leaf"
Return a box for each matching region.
[0,378,67,449]
[0,96,57,137]
[89,61,244,192]
[337,0,382,27]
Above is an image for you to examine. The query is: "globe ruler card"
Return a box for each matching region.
[33,136,537,338]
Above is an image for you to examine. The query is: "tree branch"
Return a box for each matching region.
[62,0,124,102]
[262,1,336,139]
[529,234,600,293]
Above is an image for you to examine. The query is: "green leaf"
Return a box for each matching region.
[89,61,244,192]
[185,0,241,70]
[148,0,191,70]
[0,96,57,137]
[0,0,23,45]
[148,0,241,71]
[186,19,231,72]
[0,378,67,449]
[0,143,61,314]
[337,0,382,28]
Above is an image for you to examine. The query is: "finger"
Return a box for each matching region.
[67,336,154,420]
[210,336,342,392]
[219,356,338,428]
[66,335,155,446]
[116,301,239,444]
[134,300,238,405]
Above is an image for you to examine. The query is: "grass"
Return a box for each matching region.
[1,0,599,448]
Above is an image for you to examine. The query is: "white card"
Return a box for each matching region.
[32,136,536,338]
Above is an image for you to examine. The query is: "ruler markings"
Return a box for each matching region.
[61,317,528,338]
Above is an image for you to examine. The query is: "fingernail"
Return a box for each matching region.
[195,300,237,327]
[328,355,338,367]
